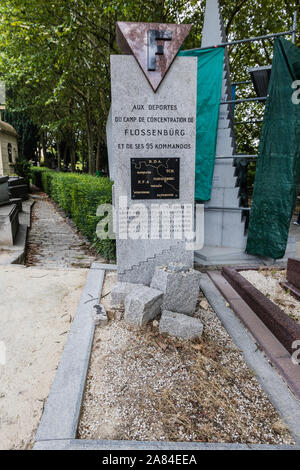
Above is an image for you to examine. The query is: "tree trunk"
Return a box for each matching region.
[41,132,48,167]
[96,128,103,173]
[62,141,68,170]
[87,126,94,174]
[57,144,62,171]
[84,97,95,175]
[70,141,76,172]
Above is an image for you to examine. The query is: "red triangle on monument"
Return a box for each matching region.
[116,22,192,92]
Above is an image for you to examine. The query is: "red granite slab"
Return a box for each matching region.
[222,267,300,356]
[208,271,300,400]
[287,258,300,290]
[281,281,300,301]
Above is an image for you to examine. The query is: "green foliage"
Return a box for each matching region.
[31,167,115,260]
[0,0,299,175]
[13,158,31,186]
[2,110,39,160]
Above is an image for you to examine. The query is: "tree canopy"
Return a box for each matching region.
[0,0,298,173]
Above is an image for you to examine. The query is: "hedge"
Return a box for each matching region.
[31,167,116,260]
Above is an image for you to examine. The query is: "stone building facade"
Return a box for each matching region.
[0,120,18,176]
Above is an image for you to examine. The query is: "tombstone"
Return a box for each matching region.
[8,176,28,201]
[0,203,19,246]
[0,176,20,247]
[0,175,10,206]
[109,22,197,285]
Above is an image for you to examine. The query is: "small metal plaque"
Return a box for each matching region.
[131,158,180,200]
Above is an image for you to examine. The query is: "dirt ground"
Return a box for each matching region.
[241,268,300,324]
[78,271,294,445]
[0,265,88,450]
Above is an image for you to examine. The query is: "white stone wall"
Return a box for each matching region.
[0,132,18,176]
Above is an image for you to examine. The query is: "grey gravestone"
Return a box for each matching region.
[8,177,28,201]
[0,203,19,246]
[159,310,203,340]
[110,52,197,285]
[0,176,18,247]
[195,0,247,261]
[0,176,9,206]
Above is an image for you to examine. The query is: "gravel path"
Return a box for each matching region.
[26,194,98,269]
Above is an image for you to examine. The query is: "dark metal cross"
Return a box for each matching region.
[147,29,172,71]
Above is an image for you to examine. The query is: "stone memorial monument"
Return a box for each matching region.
[110,22,198,285]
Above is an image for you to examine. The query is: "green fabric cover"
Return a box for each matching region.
[246,38,300,259]
[178,47,224,201]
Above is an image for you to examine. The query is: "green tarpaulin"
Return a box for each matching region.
[178,47,224,201]
[246,38,300,259]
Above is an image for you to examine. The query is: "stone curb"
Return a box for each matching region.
[200,274,300,445]
[35,267,105,441]
[91,262,117,270]
[33,439,300,451]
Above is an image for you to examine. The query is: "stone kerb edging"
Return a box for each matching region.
[35,265,105,442]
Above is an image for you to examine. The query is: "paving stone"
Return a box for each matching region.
[111,282,144,308]
[150,263,201,315]
[124,286,163,327]
[159,310,203,340]
[26,197,98,268]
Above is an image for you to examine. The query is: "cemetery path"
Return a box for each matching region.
[26,194,100,268]
[0,193,106,449]
[0,265,88,450]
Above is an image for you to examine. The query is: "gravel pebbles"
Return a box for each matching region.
[78,272,294,445]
